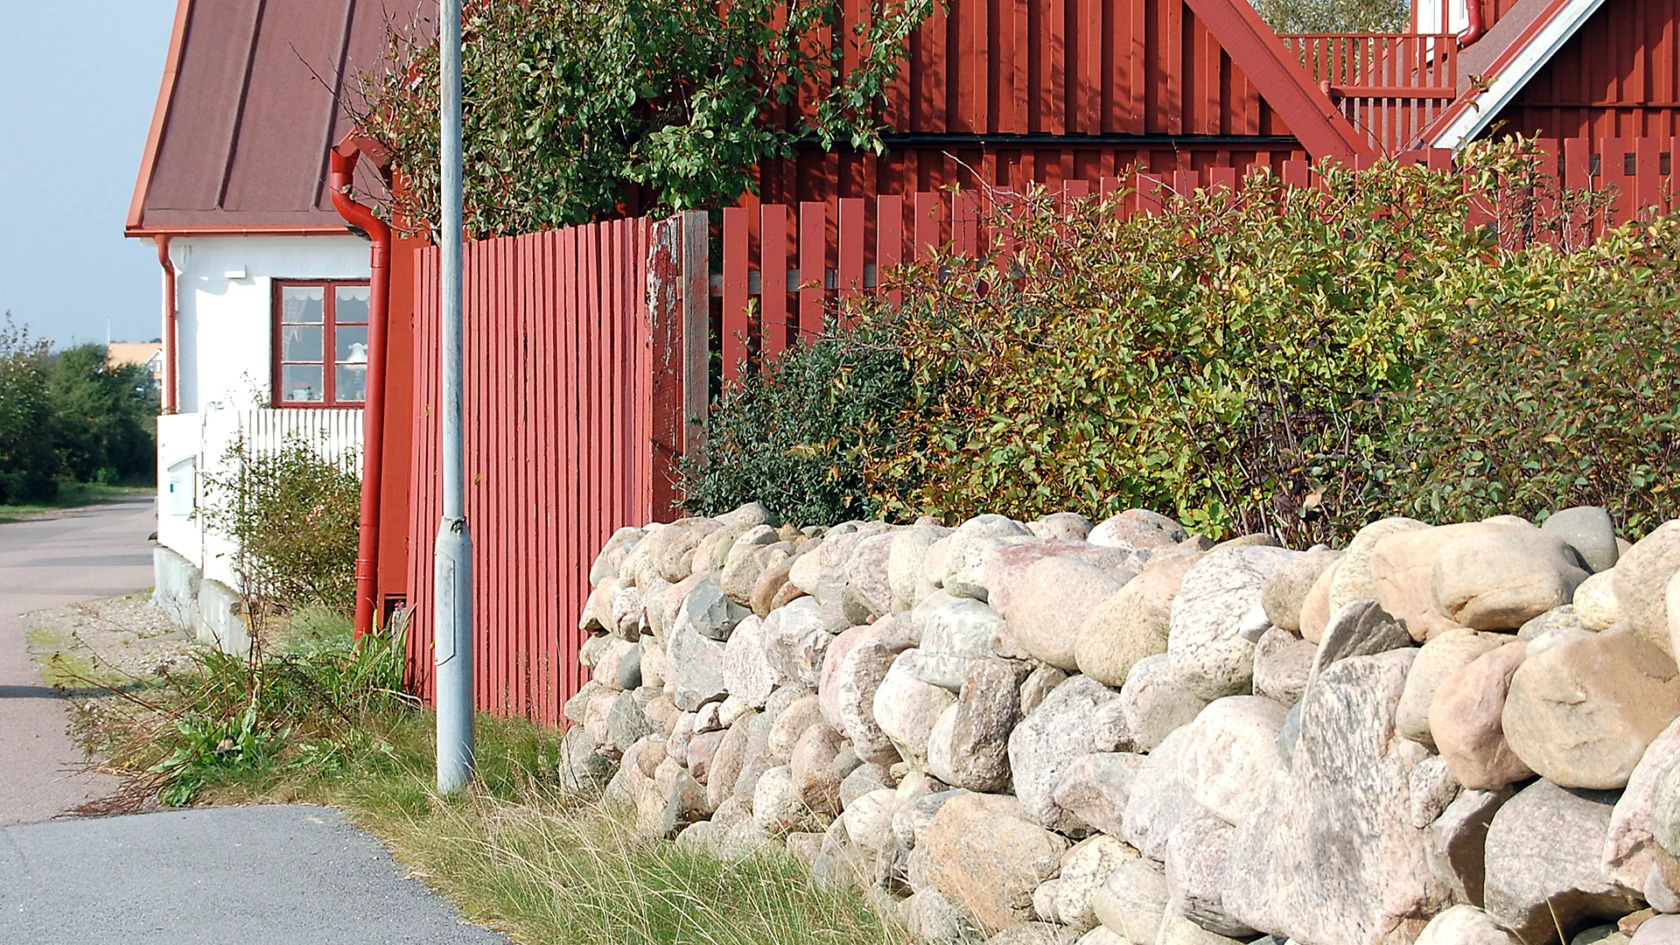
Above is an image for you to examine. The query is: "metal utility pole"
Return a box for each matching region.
[435,0,474,796]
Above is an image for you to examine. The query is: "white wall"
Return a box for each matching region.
[167,235,370,413]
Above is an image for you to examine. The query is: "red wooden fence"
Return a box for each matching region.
[718,135,1679,380]
[396,136,1675,725]
[1278,33,1458,155]
[405,217,697,724]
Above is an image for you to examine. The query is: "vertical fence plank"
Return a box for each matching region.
[955,190,980,256]
[799,201,826,338]
[722,207,750,385]
[762,205,790,362]
[1601,136,1628,226]
[839,197,866,310]
[915,191,942,261]
[877,195,903,303]
[1637,136,1662,218]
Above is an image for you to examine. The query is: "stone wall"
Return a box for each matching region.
[560,503,1680,945]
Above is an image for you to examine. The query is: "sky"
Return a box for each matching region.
[0,1,177,348]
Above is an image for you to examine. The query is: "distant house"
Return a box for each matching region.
[126,0,431,650]
[106,342,164,397]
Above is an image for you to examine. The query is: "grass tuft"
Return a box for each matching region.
[61,607,904,945]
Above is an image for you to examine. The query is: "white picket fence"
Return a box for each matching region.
[156,408,363,590]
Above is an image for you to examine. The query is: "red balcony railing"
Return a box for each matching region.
[1279,33,1461,154]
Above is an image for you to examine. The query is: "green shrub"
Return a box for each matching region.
[686,139,1679,542]
[199,433,361,613]
[681,331,912,524]
[0,315,59,503]
[1398,217,1680,536]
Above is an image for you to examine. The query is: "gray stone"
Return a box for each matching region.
[721,615,784,707]
[840,787,900,855]
[1180,695,1289,825]
[1408,754,1463,829]
[1121,726,1201,864]
[1019,663,1069,718]
[1545,506,1621,574]
[1263,548,1341,633]
[1504,629,1680,790]
[1036,512,1095,541]
[1225,650,1453,945]
[1052,751,1147,837]
[1168,545,1299,694]
[944,514,1035,601]
[1165,814,1254,937]
[1119,653,1212,752]
[1156,914,1247,945]
[905,889,982,945]
[1430,526,1590,631]
[1431,641,1534,791]
[1091,858,1168,944]
[1606,716,1680,890]
[890,526,951,611]
[607,688,656,754]
[1399,628,1509,748]
[1307,599,1413,697]
[843,532,897,621]
[823,623,909,766]
[874,650,957,767]
[1073,558,1187,687]
[930,657,1030,792]
[766,694,824,763]
[919,596,1009,690]
[1055,835,1138,931]
[983,539,1147,619]
[1252,626,1315,706]
[788,720,849,815]
[752,764,824,836]
[1428,786,1514,908]
[1413,905,1520,945]
[839,762,892,809]
[1484,779,1642,943]
[667,617,728,711]
[1634,916,1680,944]
[891,786,966,851]
[1656,751,1680,858]
[558,724,614,794]
[985,922,1080,945]
[676,575,751,641]
[920,792,1071,933]
[1331,517,1431,618]
[1004,556,1135,671]
[1575,572,1622,631]
[1089,509,1188,550]
[1617,522,1680,653]
[762,596,844,687]
[1008,675,1129,833]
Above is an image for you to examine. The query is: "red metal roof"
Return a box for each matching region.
[127,0,436,235]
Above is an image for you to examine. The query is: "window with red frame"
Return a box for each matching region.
[274,281,370,407]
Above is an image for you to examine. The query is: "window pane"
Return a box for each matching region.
[282,285,324,323]
[335,285,371,324]
[280,365,324,403]
[336,365,367,403]
[282,325,323,362]
[336,325,369,363]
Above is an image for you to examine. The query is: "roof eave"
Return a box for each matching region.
[1426,0,1612,149]
[127,0,195,234]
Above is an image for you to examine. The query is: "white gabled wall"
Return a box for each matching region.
[169,235,371,412]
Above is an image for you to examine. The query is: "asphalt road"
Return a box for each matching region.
[0,805,509,945]
[0,496,154,823]
[0,500,509,943]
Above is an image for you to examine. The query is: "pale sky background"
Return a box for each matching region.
[0,1,176,348]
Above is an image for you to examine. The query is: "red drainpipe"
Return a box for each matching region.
[329,136,392,640]
[156,236,178,415]
[1458,0,1486,46]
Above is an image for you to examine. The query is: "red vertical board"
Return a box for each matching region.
[877,194,904,303]
[838,197,866,309]
[722,207,749,384]
[799,201,826,338]
[915,191,942,260]
[762,205,790,362]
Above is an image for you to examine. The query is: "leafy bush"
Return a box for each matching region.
[0,315,59,503]
[685,139,1679,542]
[199,433,361,613]
[355,0,929,235]
[1398,217,1680,537]
[681,331,912,524]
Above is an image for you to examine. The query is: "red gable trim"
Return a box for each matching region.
[1181,0,1374,161]
[126,0,193,233]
